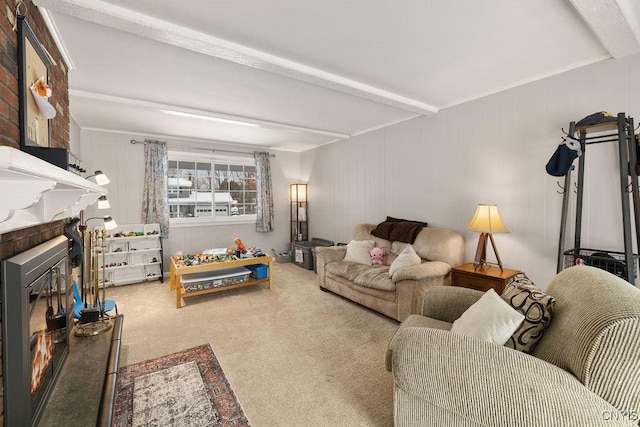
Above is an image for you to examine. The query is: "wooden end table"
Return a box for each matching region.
[451,263,520,294]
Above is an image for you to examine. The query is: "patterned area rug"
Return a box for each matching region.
[114,344,250,426]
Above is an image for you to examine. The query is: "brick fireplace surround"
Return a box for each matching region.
[0,0,71,423]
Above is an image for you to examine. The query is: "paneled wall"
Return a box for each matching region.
[79,130,300,266]
[302,54,640,289]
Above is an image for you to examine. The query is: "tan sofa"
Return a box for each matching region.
[315,223,464,321]
[387,266,640,426]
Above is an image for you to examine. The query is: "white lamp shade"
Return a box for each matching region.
[97,195,110,209]
[466,204,509,234]
[92,170,110,186]
[104,216,117,230]
[290,184,307,202]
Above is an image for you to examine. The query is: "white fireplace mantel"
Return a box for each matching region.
[0,146,107,234]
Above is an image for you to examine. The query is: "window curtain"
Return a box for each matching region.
[254,151,274,232]
[142,140,169,237]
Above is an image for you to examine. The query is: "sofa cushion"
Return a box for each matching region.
[450,289,525,345]
[324,261,395,291]
[501,273,555,353]
[353,266,396,291]
[325,271,397,302]
[389,244,421,277]
[343,239,374,265]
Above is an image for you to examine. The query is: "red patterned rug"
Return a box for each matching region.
[113,344,250,426]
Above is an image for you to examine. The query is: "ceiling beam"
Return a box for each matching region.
[33,0,438,115]
[569,0,640,58]
[69,89,352,139]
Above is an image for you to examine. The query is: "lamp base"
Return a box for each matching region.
[473,233,504,272]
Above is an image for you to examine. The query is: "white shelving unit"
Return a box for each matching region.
[96,223,163,286]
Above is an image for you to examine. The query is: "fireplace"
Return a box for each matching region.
[1,235,71,426]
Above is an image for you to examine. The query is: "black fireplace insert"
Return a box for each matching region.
[1,235,70,426]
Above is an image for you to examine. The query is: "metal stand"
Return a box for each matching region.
[557,113,640,284]
[74,318,113,337]
[473,232,504,272]
[75,229,113,336]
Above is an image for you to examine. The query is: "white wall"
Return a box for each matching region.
[78,53,640,288]
[80,130,301,268]
[302,54,640,289]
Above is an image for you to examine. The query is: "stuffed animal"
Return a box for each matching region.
[369,247,386,265]
[33,76,51,98]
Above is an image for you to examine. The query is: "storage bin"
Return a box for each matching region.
[246,264,268,279]
[292,237,335,271]
[129,239,160,251]
[112,265,144,283]
[181,267,251,292]
[144,264,162,280]
[129,252,145,266]
[564,248,638,279]
[108,241,127,253]
[272,248,292,263]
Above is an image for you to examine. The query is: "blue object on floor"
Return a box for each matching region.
[246,264,268,279]
[71,281,118,319]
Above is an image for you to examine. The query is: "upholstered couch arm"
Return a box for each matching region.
[315,246,347,287]
[391,261,451,283]
[391,327,635,427]
[421,286,483,322]
[315,246,346,264]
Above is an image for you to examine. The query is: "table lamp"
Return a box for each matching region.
[466,204,509,271]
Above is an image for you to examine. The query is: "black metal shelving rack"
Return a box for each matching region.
[557,113,640,284]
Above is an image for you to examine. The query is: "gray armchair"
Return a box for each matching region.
[386,266,640,426]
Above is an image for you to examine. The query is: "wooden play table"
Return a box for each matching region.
[170,255,273,308]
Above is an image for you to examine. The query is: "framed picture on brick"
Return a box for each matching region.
[17,15,53,149]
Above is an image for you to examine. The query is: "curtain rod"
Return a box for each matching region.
[130,139,276,157]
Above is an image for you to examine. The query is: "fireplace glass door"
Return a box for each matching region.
[28,258,68,415]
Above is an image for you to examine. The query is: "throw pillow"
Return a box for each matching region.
[390,241,408,255]
[386,216,429,227]
[343,240,375,265]
[501,274,555,353]
[370,218,427,243]
[450,289,525,345]
[388,244,421,277]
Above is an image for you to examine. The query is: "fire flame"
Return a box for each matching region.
[31,330,54,396]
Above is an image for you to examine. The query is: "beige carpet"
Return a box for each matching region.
[106,262,399,426]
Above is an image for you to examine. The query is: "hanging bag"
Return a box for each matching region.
[545,138,583,177]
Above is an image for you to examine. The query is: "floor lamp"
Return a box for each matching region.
[466,204,509,272]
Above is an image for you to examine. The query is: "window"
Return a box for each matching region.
[168,156,256,222]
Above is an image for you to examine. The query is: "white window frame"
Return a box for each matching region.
[168,151,257,228]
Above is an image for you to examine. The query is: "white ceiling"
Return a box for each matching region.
[33,0,640,152]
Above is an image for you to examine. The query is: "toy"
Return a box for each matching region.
[33,76,51,97]
[369,247,386,265]
[234,237,246,252]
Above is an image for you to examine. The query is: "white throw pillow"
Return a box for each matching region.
[388,244,421,277]
[390,241,408,255]
[343,240,375,265]
[450,289,525,345]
